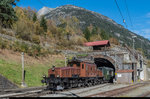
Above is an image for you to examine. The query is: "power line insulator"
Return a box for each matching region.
[123,19,125,23]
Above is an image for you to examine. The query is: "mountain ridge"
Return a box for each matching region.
[38,5,124,28]
[37,6,55,18]
[38,5,150,58]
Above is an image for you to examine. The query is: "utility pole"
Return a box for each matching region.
[115,52,117,69]
[132,35,137,82]
[132,35,136,62]
[21,52,27,87]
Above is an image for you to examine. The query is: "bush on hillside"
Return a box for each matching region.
[32,35,40,44]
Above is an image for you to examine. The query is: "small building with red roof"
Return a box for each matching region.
[84,40,110,50]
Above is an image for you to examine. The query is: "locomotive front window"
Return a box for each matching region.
[70,63,73,67]
[77,62,80,67]
[82,64,84,69]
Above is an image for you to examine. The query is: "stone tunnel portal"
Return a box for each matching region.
[94,58,116,78]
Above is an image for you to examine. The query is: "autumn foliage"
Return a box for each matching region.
[0,5,120,56]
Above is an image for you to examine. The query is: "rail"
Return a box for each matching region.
[0,86,46,97]
[86,81,150,97]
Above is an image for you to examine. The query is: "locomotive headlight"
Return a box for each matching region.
[52,65,55,71]
[57,75,60,77]
[43,75,46,78]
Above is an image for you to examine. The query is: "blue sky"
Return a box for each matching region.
[17,0,150,40]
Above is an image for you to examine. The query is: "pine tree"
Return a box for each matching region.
[0,0,19,28]
[40,16,47,32]
[100,29,109,40]
[33,12,37,22]
[83,27,91,41]
[91,27,98,35]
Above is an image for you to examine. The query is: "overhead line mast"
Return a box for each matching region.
[114,0,128,28]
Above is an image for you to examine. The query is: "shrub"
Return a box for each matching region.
[13,41,21,52]
[32,35,40,44]
[20,43,29,53]
[0,39,7,49]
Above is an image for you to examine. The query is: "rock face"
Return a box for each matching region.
[37,6,55,18]
[38,5,122,28]
[37,5,150,59]
[0,74,18,91]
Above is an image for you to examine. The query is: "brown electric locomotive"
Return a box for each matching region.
[42,58,114,91]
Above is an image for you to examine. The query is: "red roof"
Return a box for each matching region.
[84,40,110,46]
[116,70,134,73]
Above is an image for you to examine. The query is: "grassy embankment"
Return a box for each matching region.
[0,49,66,87]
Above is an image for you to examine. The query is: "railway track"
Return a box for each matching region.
[0,86,47,97]
[0,86,46,94]
[0,84,108,98]
[138,91,150,97]
[5,90,52,97]
[86,81,150,97]
[74,83,112,95]
[50,83,112,97]
[1,81,150,97]
[41,83,130,97]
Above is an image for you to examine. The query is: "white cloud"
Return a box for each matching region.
[132,30,140,34]
[141,35,150,39]
[141,29,150,34]
[132,29,150,39]
[139,29,150,39]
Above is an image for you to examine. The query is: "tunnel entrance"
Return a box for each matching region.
[94,58,116,78]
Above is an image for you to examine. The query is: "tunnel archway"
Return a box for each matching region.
[94,57,116,78]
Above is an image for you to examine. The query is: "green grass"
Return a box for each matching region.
[0,59,22,86]
[0,58,65,87]
[24,65,50,87]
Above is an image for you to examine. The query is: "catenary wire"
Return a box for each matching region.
[124,0,134,28]
[114,0,128,28]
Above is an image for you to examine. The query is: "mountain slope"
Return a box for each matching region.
[37,7,55,18]
[38,5,150,58]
